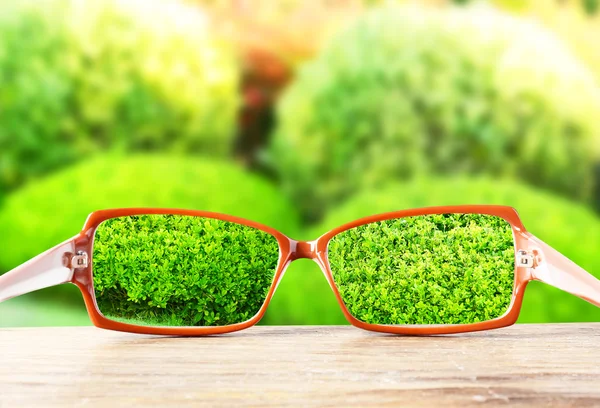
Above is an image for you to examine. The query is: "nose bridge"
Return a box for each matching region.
[290,240,318,260]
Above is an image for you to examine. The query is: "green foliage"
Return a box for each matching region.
[311,177,600,324]
[0,295,90,327]
[0,0,238,191]
[328,214,514,325]
[583,0,599,15]
[268,5,600,220]
[94,215,279,327]
[0,155,300,310]
[261,259,348,325]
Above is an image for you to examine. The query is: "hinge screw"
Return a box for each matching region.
[71,251,89,269]
[517,250,534,268]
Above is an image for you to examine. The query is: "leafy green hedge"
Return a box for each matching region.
[0,0,238,191]
[94,215,279,327]
[329,214,515,325]
[0,155,300,310]
[267,6,600,220]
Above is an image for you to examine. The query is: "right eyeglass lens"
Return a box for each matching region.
[328,213,516,325]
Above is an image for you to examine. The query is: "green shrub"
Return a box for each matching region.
[0,155,300,315]
[0,0,238,191]
[583,0,600,15]
[94,215,280,327]
[289,177,600,324]
[329,214,515,325]
[267,5,600,220]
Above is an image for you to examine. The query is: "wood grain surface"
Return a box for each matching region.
[0,324,599,407]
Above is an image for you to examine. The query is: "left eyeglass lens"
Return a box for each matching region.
[92,214,280,327]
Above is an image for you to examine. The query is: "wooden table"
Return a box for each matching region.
[0,324,599,407]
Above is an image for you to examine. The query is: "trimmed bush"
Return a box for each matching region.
[94,215,280,327]
[295,177,600,324]
[329,214,515,325]
[267,5,600,220]
[0,0,238,191]
[0,155,300,310]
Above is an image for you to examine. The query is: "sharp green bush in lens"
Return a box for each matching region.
[328,214,515,325]
[92,215,280,327]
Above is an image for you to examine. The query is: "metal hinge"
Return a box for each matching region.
[517,250,535,268]
[70,251,89,269]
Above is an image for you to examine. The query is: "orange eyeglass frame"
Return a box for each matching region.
[1,205,599,336]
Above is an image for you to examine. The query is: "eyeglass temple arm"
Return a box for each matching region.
[0,237,78,303]
[525,233,600,308]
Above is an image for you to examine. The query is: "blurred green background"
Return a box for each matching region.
[1,0,599,327]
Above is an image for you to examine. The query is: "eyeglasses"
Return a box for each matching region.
[1,206,598,335]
